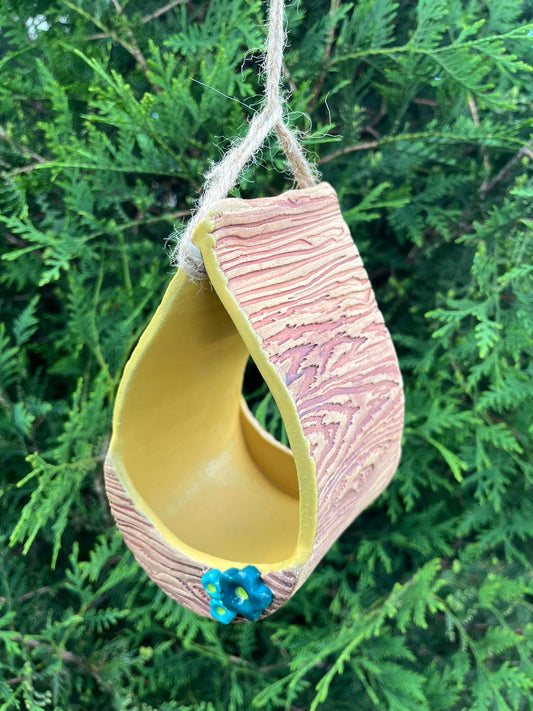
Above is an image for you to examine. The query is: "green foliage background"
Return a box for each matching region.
[1,0,532,709]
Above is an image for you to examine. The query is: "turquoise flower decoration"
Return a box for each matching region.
[202,569,222,599]
[209,599,236,624]
[201,565,273,624]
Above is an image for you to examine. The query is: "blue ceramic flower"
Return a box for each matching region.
[202,565,274,623]
[219,566,273,622]
[201,569,222,600]
[209,598,236,624]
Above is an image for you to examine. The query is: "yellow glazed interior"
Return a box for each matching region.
[109,243,317,572]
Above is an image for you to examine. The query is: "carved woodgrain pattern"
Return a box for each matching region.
[104,460,211,617]
[208,182,404,580]
[104,458,299,617]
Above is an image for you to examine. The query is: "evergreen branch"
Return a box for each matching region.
[0,586,53,605]
[142,0,188,24]
[8,161,188,177]
[319,140,378,164]
[63,2,154,87]
[66,47,196,178]
[319,130,524,165]
[480,141,533,198]
[88,268,114,389]
[6,633,106,687]
[307,0,343,112]
[468,95,491,189]
[0,127,46,164]
[109,0,151,79]
[330,26,533,66]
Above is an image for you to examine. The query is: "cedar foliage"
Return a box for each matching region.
[1,0,532,708]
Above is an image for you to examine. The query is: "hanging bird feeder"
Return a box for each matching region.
[104,1,404,624]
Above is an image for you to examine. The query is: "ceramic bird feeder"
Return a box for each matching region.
[104,182,404,622]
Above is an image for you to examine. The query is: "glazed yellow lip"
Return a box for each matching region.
[108,221,317,574]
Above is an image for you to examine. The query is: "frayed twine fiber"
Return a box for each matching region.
[172,0,319,280]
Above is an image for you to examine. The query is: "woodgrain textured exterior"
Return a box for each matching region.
[105,182,404,620]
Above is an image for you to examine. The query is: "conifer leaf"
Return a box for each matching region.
[425,436,468,482]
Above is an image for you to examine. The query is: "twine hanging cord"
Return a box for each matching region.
[174,0,318,278]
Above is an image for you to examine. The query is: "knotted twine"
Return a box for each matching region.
[173,0,319,280]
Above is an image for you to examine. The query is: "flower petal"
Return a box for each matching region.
[219,566,273,621]
[209,599,236,624]
[201,568,222,600]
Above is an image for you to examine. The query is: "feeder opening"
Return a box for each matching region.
[114,276,300,566]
